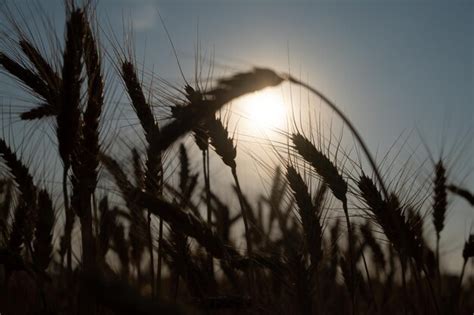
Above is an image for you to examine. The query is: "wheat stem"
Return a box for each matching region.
[203,150,215,282]
[156,217,163,296]
[342,199,356,315]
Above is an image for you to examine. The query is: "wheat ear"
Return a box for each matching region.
[152,68,283,154]
[32,189,54,271]
[286,165,324,269]
[292,133,355,313]
[121,60,162,295]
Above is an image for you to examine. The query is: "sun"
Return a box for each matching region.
[237,89,287,130]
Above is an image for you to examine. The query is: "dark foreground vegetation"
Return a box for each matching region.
[0,2,472,314]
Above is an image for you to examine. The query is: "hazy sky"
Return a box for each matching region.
[2,0,473,270]
[102,0,474,269]
[13,0,471,146]
[97,0,473,158]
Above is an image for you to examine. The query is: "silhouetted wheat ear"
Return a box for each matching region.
[292,132,356,311]
[406,207,423,240]
[121,61,162,201]
[0,180,12,241]
[432,160,447,238]
[121,61,157,140]
[184,86,211,151]
[77,16,104,193]
[33,189,54,271]
[100,153,144,226]
[99,151,150,282]
[291,133,347,202]
[0,52,50,102]
[286,165,323,267]
[358,175,385,213]
[208,67,284,105]
[99,152,134,196]
[447,184,474,206]
[69,14,103,276]
[154,68,284,154]
[20,104,57,120]
[8,202,28,253]
[206,118,236,169]
[19,39,61,88]
[357,175,424,266]
[57,8,85,166]
[18,38,60,121]
[194,127,210,152]
[406,207,436,273]
[0,139,37,208]
[19,39,61,115]
[133,189,241,260]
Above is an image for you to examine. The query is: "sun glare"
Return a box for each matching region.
[238,89,287,131]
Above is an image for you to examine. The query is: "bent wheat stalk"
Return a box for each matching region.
[448,184,474,206]
[206,118,252,256]
[153,68,284,153]
[286,76,389,201]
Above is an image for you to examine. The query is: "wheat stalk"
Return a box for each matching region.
[447,184,474,206]
[291,133,356,313]
[206,117,254,268]
[56,7,86,280]
[121,59,162,295]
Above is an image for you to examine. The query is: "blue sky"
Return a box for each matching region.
[2,0,473,270]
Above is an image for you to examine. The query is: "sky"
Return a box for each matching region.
[1,0,473,271]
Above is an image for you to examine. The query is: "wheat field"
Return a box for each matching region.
[0,1,472,315]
